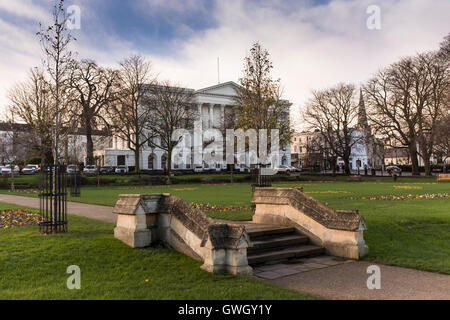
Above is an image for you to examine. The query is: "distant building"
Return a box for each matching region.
[384,148,410,165]
[94,81,292,171]
[292,90,384,171]
[0,122,111,165]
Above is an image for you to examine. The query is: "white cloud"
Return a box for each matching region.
[1,0,449,126]
[0,0,50,22]
[140,0,450,126]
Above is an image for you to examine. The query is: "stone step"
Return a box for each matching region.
[247,226,296,241]
[248,234,309,254]
[247,245,325,266]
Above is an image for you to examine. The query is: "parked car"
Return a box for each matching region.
[115,165,129,174]
[274,165,293,173]
[193,166,203,173]
[66,165,78,174]
[83,165,98,175]
[386,166,402,176]
[22,165,38,175]
[99,166,113,174]
[1,165,20,175]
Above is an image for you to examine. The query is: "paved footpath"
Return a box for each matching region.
[0,194,116,224]
[252,257,450,300]
[1,194,449,300]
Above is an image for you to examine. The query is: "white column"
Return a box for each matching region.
[221,105,225,128]
[194,104,203,167]
[209,104,214,128]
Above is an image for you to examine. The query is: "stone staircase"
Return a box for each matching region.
[246,225,325,266]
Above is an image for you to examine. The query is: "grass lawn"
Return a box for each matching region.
[1,177,449,275]
[0,202,318,300]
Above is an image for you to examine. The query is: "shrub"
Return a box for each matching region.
[26,156,42,165]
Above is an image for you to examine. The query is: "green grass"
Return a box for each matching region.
[1,177,449,275]
[0,205,318,300]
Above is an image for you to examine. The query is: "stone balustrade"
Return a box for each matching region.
[112,194,252,276]
[252,187,369,259]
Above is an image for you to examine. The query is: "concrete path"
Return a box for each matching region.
[1,194,449,300]
[253,256,450,300]
[0,194,116,224]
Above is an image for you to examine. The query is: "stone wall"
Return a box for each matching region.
[252,187,369,259]
[112,194,252,276]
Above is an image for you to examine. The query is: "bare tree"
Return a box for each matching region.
[416,53,449,175]
[303,83,361,175]
[434,115,450,168]
[7,68,54,165]
[108,54,155,173]
[37,0,76,166]
[142,81,196,180]
[365,52,449,176]
[364,57,422,175]
[438,33,450,61]
[68,60,119,165]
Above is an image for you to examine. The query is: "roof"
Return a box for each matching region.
[0,122,111,137]
[195,81,241,95]
[385,148,409,158]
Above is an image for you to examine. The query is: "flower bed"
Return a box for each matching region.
[351,193,449,201]
[190,203,253,212]
[0,209,41,229]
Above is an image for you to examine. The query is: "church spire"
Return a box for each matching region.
[357,88,370,133]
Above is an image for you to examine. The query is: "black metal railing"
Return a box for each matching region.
[251,164,272,192]
[69,169,81,197]
[39,164,68,234]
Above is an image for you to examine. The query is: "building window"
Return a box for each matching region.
[148,154,155,170]
[117,155,125,166]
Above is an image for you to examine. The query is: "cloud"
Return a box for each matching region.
[0,0,50,22]
[0,0,449,126]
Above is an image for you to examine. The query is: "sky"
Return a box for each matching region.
[0,0,449,126]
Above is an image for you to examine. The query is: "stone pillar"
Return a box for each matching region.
[209,104,214,128]
[197,104,202,126]
[112,194,163,248]
[194,104,203,166]
[220,105,225,128]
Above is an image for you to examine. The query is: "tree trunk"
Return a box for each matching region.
[408,144,420,175]
[344,158,351,175]
[167,149,172,184]
[86,123,94,165]
[134,149,140,173]
[423,156,432,176]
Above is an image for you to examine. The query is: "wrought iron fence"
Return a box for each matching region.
[251,164,272,192]
[69,169,81,197]
[39,164,68,234]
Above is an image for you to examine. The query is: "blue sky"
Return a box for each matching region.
[0,0,449,119]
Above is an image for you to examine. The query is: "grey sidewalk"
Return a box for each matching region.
[0,194,116,224]
[253,256,450,300]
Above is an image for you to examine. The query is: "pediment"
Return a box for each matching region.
[196,81,240,96]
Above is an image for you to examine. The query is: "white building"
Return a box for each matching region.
[94,81,291,171]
